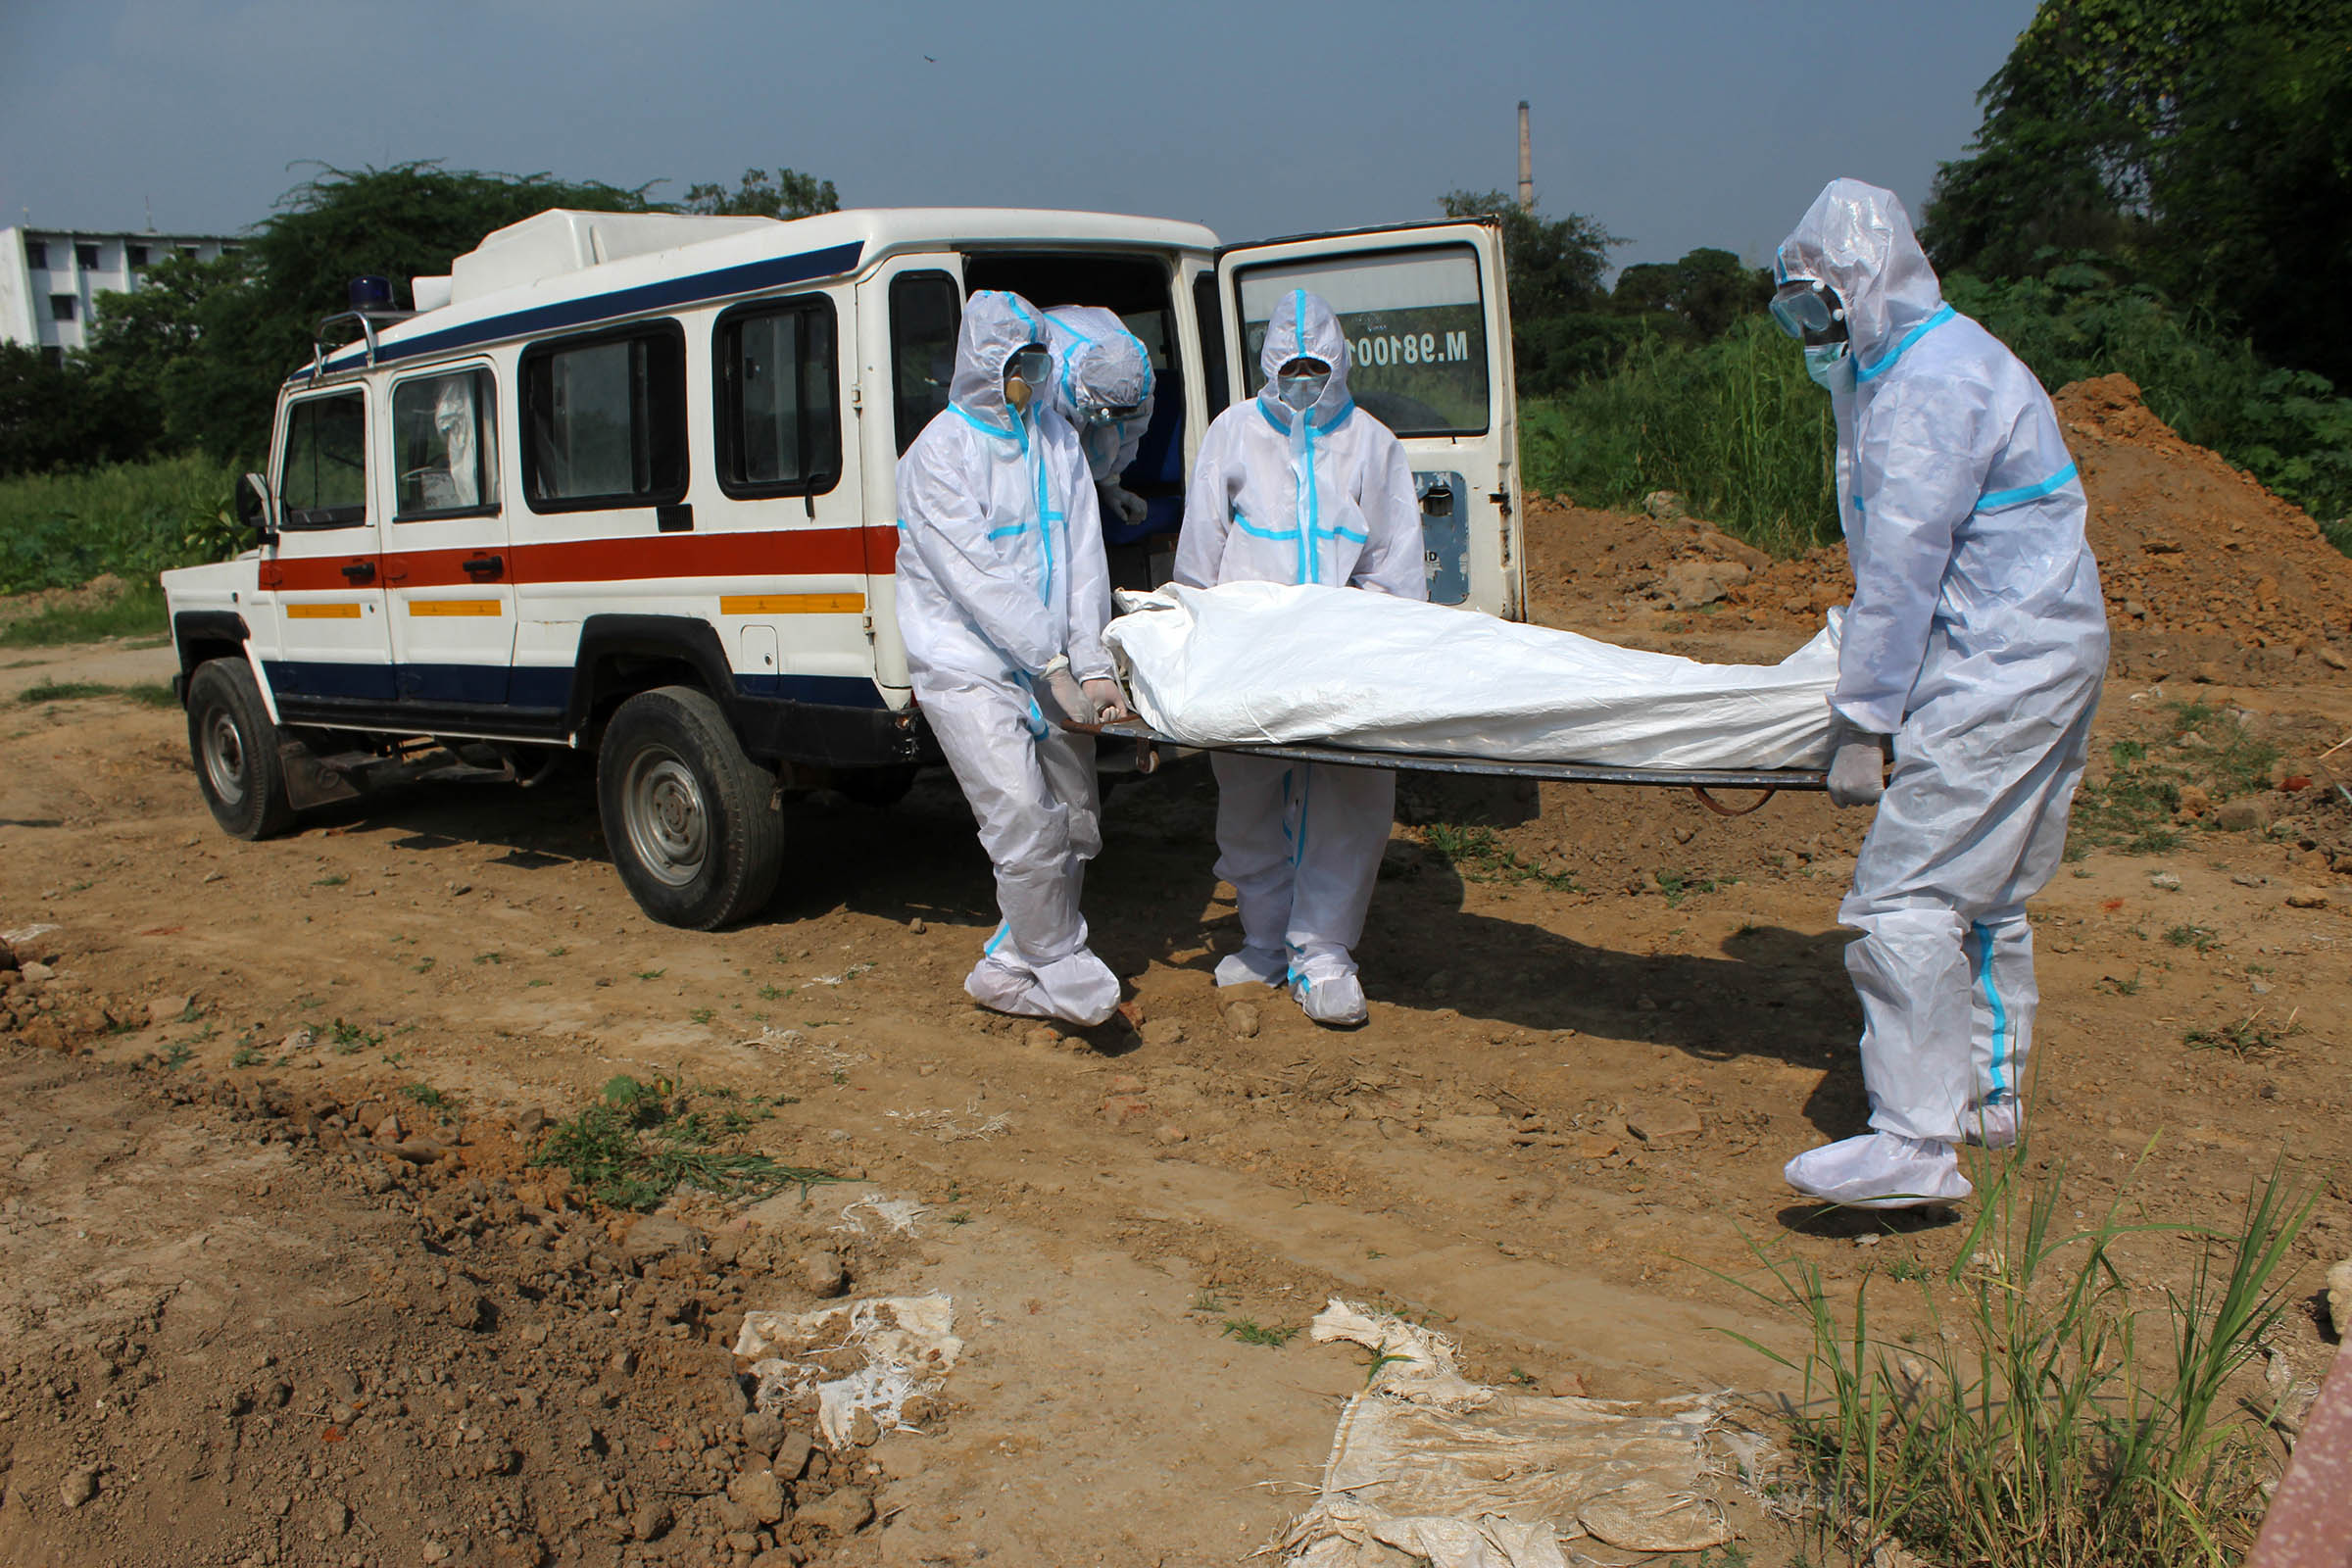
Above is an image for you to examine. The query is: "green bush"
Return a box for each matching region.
[0,453,243,595]
[1951,265,2352,527]
[1522,315,1839,557]
[1521,266,2352,559]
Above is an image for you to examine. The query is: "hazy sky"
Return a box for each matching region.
[2,0,2037,272]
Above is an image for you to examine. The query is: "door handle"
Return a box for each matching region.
[461,554,505,580]
[340,560,376,584]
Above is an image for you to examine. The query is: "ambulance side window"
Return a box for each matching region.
[1193,271,1229,418]
[392,368,500,519]
[889,271,961,456]
[519,322,688,512]
[713,297,841,497]
[278,391,368,529]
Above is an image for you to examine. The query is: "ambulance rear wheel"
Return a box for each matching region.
[186,659,296,840]
[598,686,783,930]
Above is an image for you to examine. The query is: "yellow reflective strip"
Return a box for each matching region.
[719,593,866,615]
[285,603,363,619]
[409,599,505,617]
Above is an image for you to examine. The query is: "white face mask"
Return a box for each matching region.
[1804,341,1854,392]
[1276,370,1329,412]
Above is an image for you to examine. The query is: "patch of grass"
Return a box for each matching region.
[1882,1258,1931,1283]
[16,677,176,707]
[0,453,242,597]
[472,951,503,965]
[399,1081,455,1112]
[1219,1317,1298,1348]
[2185,1008,2300,1057]
[527,1073,840,1212]
[327,1017,380,1055]
[546,946,567,957]
[0,581,173,648]
[1425,822,1580,892]
[312,872,348,888]
[229,1044,261,1068]
[158,1042,193,1070]
[2072,703,2280,857]
[689,1006,713,1025]
[2164,924,2219,954]
[412,956,435,974]
[1715,1152,2313,1568]
[634,968,665,981]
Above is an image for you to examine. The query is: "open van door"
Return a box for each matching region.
[1214,219,1523,619]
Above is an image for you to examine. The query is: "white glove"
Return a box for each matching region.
[1098,482,1150,528]
[1083,676,1132,723]
[1034,657,1097,728]
[1826,723,1887,808]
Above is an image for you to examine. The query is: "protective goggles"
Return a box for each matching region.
[1277,356,1332,378]
[1770,279,1848,347]
[1004,346,1052,389]
[1081,400,1142,425]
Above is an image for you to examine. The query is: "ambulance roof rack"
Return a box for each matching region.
[303,307,416,382]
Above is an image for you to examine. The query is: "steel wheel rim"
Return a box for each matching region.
[622,748,708,888]
[202,708,248,807]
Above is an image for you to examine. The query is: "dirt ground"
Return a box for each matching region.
[2,378,2349,1567]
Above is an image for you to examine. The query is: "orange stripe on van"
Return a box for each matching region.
[719,593,865,615]
[285,603,363,619]
[408,599,505,617]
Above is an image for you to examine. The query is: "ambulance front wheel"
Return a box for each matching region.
[186,658,297,841]
[597,686,783,930]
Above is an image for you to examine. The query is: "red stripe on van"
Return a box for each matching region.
[269,525,898,593]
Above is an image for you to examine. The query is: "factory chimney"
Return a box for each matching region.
[1517,100,1534,212]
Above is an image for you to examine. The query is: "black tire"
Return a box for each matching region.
[186,658,297,840]
[597,685,783,930]
[833,764,917,808]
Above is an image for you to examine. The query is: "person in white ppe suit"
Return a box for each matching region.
[896,290,1134,1027]
[1175,290,1425,1027]
[1771,179,2107,1208]
[1042,305,1157,530]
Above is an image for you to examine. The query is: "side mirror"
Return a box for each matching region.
[239,472,275,541]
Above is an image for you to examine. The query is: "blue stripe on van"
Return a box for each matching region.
[296,241,865,380]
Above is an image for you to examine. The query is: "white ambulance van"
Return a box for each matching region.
[163,207,1523,928]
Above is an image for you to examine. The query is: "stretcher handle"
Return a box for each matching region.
[1690,785,1779,817]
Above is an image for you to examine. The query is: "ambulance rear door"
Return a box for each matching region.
[1213,219,1523,619]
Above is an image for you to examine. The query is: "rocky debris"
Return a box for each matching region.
[798,1249,848,1298]
[1102,1095,1153,1128]
[1153,1123,1191,1147]
[1021,1024,1061,1052]
[1661,558,1751,610]
[799,1484,874,1537]
[60,1463,99,1507]
[622,1213,694,1266]
[2285,886,2331,908]
[144,993,189,1027]
[1223,1001,1261,1040]
[1627,1101,1703,1143]
[2328,1258,2352,1341]
[1140,1018,1185,1048]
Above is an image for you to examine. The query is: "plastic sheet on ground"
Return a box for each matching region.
[734,1295,960,1449]
[1281,1299,1730,1567]
[1102,582,1838,769]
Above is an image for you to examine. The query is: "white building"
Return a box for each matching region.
[0,226,243,360]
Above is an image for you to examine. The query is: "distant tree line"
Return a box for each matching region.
[0,162,838,477]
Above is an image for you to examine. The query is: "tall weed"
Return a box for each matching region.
[1719,1152,2312,1567]
[0,453,243,594]
[1523,316,1838,557]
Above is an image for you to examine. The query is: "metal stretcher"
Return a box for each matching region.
[1093,719,1828,816]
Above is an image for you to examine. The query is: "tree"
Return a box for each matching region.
[1439,190,1622,395]
[680,168,840,220]
[1610,248,1770,344]
[1925,0,2352,383]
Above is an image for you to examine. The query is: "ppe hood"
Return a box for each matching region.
[1775,179,1944,368]
[1045,305,1152,416]
[1256,289,1353,428]
[948,289,1050,433]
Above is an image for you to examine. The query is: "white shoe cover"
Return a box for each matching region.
[1784,1132,1972,1209]
[1293,971,1368,1028]
[964,949,1120,1028]
[1960,1101,2021,1149]
[1214,946,1287,988]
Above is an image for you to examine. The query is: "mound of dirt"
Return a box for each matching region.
[1528,375,2352,685]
